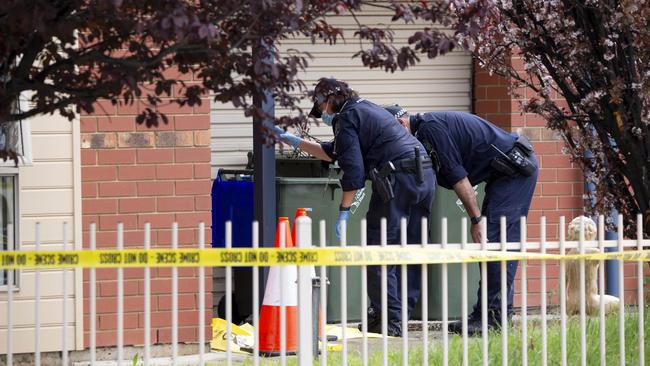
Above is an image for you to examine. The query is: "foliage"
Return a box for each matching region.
[0,1,483,128]
[0,0,323,127]
[466,1,650,236]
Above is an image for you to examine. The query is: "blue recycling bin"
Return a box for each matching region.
[212,169,255,323]
[212,169,254,248]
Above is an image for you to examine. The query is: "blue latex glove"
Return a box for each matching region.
[335,209,351,240]
[272,125,285,135]
[273,126,301,148]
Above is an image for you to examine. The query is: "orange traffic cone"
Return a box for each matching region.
[259,217,298,356]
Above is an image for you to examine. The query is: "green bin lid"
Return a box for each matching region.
[276,177,340,186]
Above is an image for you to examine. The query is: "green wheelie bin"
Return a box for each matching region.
[413,184,484,320]
[276,176,370,323]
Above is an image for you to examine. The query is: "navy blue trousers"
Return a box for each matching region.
[365,168,436,322]
[472,153,539,320]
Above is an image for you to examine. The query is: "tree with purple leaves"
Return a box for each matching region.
[356,0,650,237]
[464,1,650,237]
[0,1,483,132]
[0,0,336,129]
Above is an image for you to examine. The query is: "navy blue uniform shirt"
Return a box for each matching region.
[321,98,426,191]
[410,111,518,189]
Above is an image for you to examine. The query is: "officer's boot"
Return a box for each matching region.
[359,306,381,333]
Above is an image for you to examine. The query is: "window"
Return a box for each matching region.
[0,92,24,287]
[0,120,24,155]
[0,175,17,288]
[0,94,31,289]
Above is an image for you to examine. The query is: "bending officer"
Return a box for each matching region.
[385,106,538,335]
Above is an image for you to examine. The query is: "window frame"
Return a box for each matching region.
[0,172,20,291]
[0,92,29,290]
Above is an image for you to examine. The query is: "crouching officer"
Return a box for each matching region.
[384,106,538,335]
[275,78,435,336]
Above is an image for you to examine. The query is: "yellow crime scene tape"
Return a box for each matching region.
[1,247,650,269]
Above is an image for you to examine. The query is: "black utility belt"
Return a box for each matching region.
[368,149,430,204]
[392,157,433,173]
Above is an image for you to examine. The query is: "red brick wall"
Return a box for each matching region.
[80,73,213,347]
[472,59,648,308]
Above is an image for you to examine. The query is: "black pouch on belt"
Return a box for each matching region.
[514,134,533,156]
[490,137,536,177]
[414,146,423,185]
[507,146,536,177]
[369,162,395,203]
[509,134,536,176]
[490,156,517,177]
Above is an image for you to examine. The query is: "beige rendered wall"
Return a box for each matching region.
[0,111,82,354]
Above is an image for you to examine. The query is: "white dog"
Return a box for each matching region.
[565,216,620,315]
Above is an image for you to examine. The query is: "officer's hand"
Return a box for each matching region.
[335,210,351,240]
[471,222,482,244]
[272,126,301,148]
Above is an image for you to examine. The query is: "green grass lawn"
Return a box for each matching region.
[216,306,650,365]
[424,308,650,365]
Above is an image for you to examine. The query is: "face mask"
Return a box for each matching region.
[321,101,335,126]
[322,112,335,126]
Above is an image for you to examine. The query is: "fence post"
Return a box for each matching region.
[296,215,313,364]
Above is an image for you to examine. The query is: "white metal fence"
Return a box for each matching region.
[1,214,648,365]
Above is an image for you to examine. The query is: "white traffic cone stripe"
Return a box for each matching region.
[262,265,298,306]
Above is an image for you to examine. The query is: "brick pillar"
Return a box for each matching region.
[80,79,212,347]
[473,58,584,308]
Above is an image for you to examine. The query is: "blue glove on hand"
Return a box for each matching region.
[335,209,351,240]
[273,126,301,149]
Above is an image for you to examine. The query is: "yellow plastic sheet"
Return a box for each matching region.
[210,318,254,354]
[210,318,375,353]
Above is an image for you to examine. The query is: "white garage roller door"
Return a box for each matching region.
[210,7,472,175]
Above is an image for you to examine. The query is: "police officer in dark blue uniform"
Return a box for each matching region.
[276,79,436,336]
[384,106,538,335]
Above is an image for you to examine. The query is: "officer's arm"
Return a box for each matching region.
[335,119,366,200]
[452,177,481,219]
[299,140,333,162]
[340,190,357,209]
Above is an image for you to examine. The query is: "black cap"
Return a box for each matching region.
[383,104,408,118]
[309,102,322,118]
[308,78,349,118]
